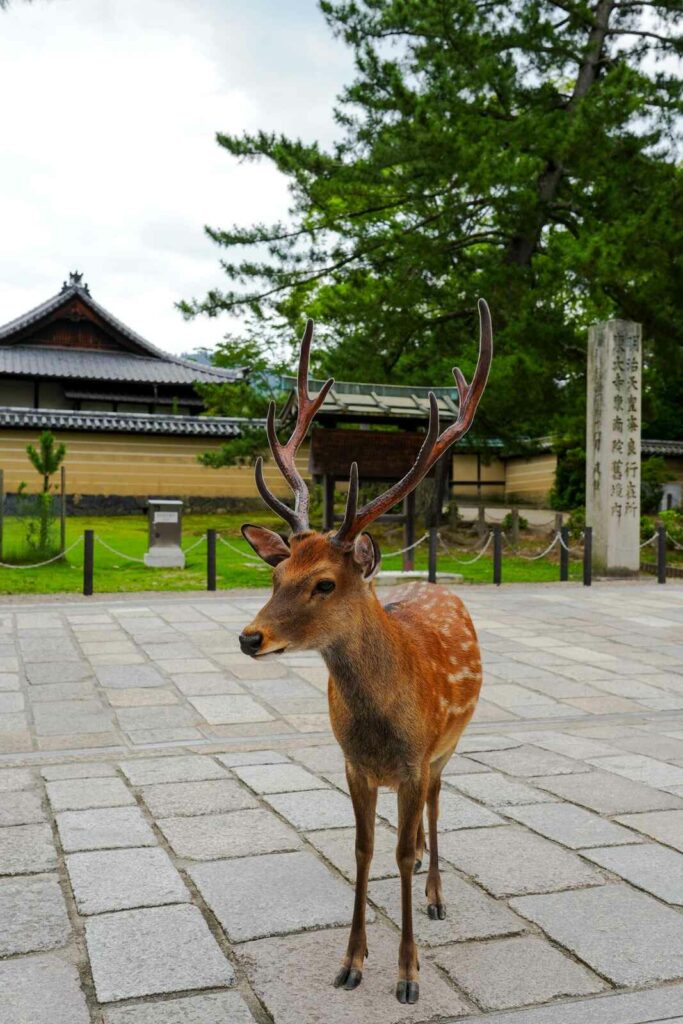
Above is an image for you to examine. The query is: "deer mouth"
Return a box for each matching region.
[257,645,288,658]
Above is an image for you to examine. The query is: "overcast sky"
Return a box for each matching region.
[0,0,352,354]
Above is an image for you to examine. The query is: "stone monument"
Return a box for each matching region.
[586,319,641,575]
[144,499,185,568]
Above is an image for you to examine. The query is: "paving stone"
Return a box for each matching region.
[157,658,217,675]
[86,904,234,1002]
[0,789,45,825]
[514,731,619,760]
[67,847,190,914]
[284,712,332,732]
[41,761,118,780]
[458,734,522,752]
[0,875,70,954]
[566,695,646,714]
[128,727,204,744]
[0,822,57,874]
[439,825,604,897]
[613,733,683,761]
[57,806,157,852]
[582,843,683,904]
[232,762,328,793]
[171,673,244,695]
[503,802,642,849]
[440,754,491,775]
[0,766,34,791]
[97,665,167,688]
[455,983,683,1024]
[510,884,683,986]
[435,934,604,1011]
[265,788,356,830]
[467,744,590,777]
[140,779,258,817]
[485,683,557,708]
[28,681,97,702]
[106,688,180,707]
[244,676,321,701]
[368,870,525,946]
[32,700,113,736]
[187,694,274,724]
[0,710,29,732]
[46,777,135,811]
[291,743,346,773]
[376,789,504,830]
[190,850,355,941]
[532,769,683,814]
[586,753,683,790]
[614,809,683,852]
[447,772,558,807]
[103,991,257,1024]
[119,755,227,785]
[27,661,91,684]
[235,923,469,1024]
[307,824,405,881]
[0,953,90,1024]
[116,706,198,731]
[0,672,20,690]
[159,808,301,860]
[215,749,290,767]
[0,691,24,711]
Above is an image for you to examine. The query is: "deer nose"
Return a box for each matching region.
[239,631,263,657]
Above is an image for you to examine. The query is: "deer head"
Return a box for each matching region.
[238,303,493,657]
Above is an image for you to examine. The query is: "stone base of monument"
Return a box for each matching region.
[376,570,464,585]
[144,547,185,569]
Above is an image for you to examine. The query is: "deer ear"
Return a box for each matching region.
[352,531,381,581]
[241,524,290,566]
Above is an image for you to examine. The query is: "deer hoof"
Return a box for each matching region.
[396,980,419,1004]
[413,859,422,874]
[333,967,362,990]
[428,902,447,920]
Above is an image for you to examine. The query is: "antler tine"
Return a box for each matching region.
[335,461,359,540]
[255,318,334,534]
[332,299,493,546]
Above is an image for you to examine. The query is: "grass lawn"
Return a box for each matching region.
[0,513,584,594]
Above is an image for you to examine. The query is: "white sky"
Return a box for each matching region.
[0,0,352,354]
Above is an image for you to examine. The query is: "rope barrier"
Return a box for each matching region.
[640,533,658,548]
[557,533,583,557]
[381,533,430,559]
[94,535,146,563]
[0,536,83,569]
[437,532,492,557]
[439,531,495,565]
[216,535,268,566]
[666,531,683,551]
[501,531,561,561]
[181,534,207,555]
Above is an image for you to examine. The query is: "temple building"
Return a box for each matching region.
[0,273,252,506]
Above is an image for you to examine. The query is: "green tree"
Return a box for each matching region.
[196,337,290,469]
[25,431,65,553]
[181,0,682,442]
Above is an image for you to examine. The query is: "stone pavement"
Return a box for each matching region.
[1,582,683,1023]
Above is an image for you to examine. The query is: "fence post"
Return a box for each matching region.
[60,465,66,556]
[560,526,569,582]
[657,524,667,585]
[427,526,438,584]
[476,504,487,538]
[207,529,217,592]
[83,530,94,596]
[583,526,592,587]
[493,525,502,586]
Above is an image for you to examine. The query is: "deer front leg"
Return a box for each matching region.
[333,765,377,991]
[395,773,429,1004]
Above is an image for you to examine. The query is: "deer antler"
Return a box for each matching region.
[333,298,493,546]
[254,319,334,535]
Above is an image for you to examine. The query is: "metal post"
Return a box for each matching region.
[428,526,438,584]
[560,526,569,582]
[83,530,94,596]
[476,504,486,538]
[554,512,563,534]
[60,465,66,555]
[207,529,217,592]
[583,526,592,587]
[493,525,502,586]
[657,524,667,585]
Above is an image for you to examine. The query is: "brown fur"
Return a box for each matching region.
[241,531,482,1001]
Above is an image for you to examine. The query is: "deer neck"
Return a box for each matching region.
[320,592,399,706]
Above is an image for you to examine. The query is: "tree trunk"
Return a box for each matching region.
[506,0,616,267]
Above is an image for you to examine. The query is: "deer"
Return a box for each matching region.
[238,301,492,1005]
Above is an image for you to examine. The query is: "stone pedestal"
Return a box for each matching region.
[586,320,641,575]
[144,499,185,569]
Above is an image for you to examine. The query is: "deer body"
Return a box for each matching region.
[239,304,492,1004]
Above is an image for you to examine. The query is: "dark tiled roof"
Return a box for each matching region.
[0,407,243,438]
[642,439,683,457]
[0,346,237,386]
[0,278,243,385]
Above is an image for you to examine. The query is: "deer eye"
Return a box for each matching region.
[314,579,336,594]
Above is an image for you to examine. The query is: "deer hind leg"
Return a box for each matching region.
[334,766,377,991]
[395,772,429,1004]
[415,816,426,873]
[425,772,445,919]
